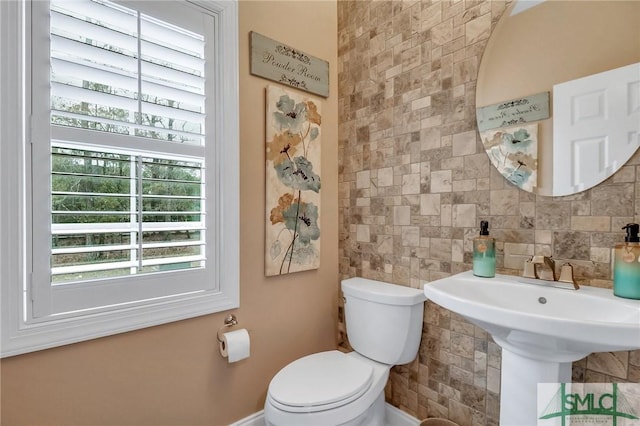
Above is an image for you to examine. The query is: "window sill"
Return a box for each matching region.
[1,289,238,358]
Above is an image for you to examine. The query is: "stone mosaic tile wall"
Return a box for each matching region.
[337,0,640,424]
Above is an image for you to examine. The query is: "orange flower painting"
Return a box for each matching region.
[265,86,321,276]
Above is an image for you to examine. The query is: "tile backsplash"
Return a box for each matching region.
[337,0,640,424]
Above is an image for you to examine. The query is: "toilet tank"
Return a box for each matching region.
[341,277,426,365]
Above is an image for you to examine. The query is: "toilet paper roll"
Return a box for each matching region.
[219,329,250,363]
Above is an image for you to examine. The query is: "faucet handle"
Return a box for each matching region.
[530,255,545,264]
[523,258,538,279]
[558,263,579,290]
[530,255,557,281]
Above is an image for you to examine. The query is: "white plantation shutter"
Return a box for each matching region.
[50,145,206,284]
[20,0,238,329]
[50,0,206,145]
[1,0,238,356]
[41,0,210,302]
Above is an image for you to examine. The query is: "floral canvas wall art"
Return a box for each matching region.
[265,86,321,276]
[480,123,538,192]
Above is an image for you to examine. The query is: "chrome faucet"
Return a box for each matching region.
[522,256,579,290]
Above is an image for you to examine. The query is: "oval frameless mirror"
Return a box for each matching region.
[476,0,640,196]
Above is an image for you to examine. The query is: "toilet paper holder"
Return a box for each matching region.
[216,314,238,342]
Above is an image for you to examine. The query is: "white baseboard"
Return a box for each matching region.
[229,403,420,426]
[228,410,265,426]
[385,403,421,426]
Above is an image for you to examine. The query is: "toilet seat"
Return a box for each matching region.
[267,350,373,413]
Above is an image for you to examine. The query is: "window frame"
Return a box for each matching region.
[0,0,239,357]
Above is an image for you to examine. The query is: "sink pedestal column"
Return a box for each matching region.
[499,346,574,426]
[422,271,640,425]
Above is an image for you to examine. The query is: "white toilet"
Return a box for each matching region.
[264,277,426,426]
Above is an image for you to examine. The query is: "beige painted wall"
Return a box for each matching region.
[0,2,338,425]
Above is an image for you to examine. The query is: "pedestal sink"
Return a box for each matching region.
[423,271,640,426]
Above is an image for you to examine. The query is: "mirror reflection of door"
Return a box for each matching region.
[476,0,640,196]
[553,62,640,196]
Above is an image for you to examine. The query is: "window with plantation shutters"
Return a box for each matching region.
[48,0,208,286]
[1,0,239,356]
[49,0,206,145]
[50,148,206,284]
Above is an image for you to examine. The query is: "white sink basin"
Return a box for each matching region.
[424,270,640,358]
[423,270,640,426]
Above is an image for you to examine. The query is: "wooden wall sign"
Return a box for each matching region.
[250,31,329,98]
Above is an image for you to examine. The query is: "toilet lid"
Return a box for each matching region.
[268,350,373,412]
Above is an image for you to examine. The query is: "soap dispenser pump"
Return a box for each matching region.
[613,223,640,299]
[473,220,496,278]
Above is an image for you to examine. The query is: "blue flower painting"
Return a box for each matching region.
[265,86,321,276]
[480,123,539,192]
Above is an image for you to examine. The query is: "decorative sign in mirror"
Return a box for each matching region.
[476,92,549,133]
[476,1,640,196]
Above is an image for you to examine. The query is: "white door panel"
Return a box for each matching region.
[553,62,640,196]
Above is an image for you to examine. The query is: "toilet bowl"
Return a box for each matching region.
[264,277,426,426]
[265,351,388,426]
